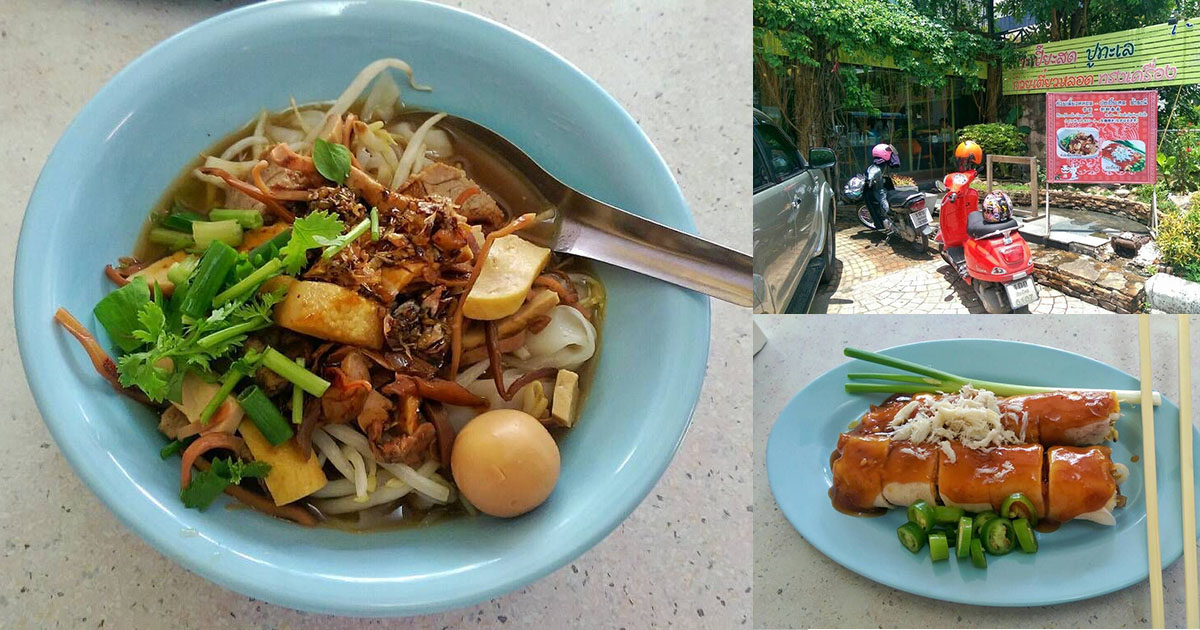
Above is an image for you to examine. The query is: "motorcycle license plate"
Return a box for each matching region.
[1004,277,1038,308]
[910,209,932,228]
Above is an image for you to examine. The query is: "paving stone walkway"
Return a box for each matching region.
[811,213,1113,314]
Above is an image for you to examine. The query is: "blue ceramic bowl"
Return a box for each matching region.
[13,0,709,616]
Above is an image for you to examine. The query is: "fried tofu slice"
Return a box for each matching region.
[272,279,384,349]
[463,235,550,321]
[130,251,189,295]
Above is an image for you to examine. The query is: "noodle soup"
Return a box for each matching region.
[55,59,604,530]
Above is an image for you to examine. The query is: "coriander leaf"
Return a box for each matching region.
[279,211,344,274]
[179,457,271,510]
[131,301,166,344]
[227,459,271,483]
[179,467,231,510]
[93,276,152,352]
[116,351,174,402]
[313,138,351,184]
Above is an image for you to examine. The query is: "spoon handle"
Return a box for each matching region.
[554,198,752,307]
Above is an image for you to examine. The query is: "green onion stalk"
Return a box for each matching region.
[842,347,1161,405]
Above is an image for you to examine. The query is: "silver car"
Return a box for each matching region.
[752,109,837,313]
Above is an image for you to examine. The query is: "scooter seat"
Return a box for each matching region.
[886,190,921,207]
[966,211,1018,239]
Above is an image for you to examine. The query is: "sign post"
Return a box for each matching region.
[1044,91,1159,231]
[1005,19,1199,96]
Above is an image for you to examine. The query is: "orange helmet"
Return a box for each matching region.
[955,140,983,167]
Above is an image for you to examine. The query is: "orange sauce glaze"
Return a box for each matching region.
[1046,446,1116,522]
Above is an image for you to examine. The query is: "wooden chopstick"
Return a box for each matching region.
[1141,314,1165,629]
[1180,315,1199,629]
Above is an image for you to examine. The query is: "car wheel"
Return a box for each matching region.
[821,201,837,283]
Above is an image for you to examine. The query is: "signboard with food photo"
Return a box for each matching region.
[1045,91,1157,185]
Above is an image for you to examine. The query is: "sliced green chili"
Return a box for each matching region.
[974,510,999,533]
[970,538,988,569]
[956,516,973,558]
[907,500,935,533]
[897,522,927,554]
[1000,492,1039,526]
[933,505,965,524]
[981,517,1015,555]
[1012,518,1038,553]
[928,531,950,562]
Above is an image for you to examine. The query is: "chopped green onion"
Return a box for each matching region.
[165,256,199,287]
[261,347,330,396]
[291,358,305,425]
[149,227,195,251]
[236,385,294,446]
[193,219,243,249]
[369,207,380,241]
[897,522,927,554]
[162,210,205,232]
[195,320,267,350]
[179,240,238,320]
[248,228,292,266]
[159,435,196,459]
[906,500,934,532]
[928,531,950,562]
[209,208,264,229]
[212,258,283,305]
[199,368,246,425]
[321,217,371,259]
[842,347,1160,404]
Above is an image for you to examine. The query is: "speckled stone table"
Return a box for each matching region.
[0,1,751,628]
[754,314,1200,629]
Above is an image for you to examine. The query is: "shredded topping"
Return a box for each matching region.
[888,385,1021,450]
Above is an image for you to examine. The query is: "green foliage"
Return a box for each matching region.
[1158,207,1200,282]
[957,123,1028,157]
[754,0,1006,92]
[1133,185,1180,212]
[1157,130,1200,194]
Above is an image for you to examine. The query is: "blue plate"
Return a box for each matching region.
[766,339,1200,606]
[13,0,709,617]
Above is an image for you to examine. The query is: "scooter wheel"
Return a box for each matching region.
[856,206,876,230]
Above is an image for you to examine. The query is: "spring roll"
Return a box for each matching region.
[1046,446,1124,525]
[938,443,1046,517]
[1001,391,1119,446]
[881,441,939,507]
[830,435,892,512]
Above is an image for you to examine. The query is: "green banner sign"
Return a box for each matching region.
[1003,19,1200,95]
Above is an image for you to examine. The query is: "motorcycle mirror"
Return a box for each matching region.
[935,180,947,192]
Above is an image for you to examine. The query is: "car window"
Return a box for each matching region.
[755,121,804,179]
[753,140,772,190]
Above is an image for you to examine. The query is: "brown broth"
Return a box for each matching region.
[138,101,604,531]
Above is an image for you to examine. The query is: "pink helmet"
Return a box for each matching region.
[871,143,900,168]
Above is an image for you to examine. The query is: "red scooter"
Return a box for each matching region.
[935,168,1038,313]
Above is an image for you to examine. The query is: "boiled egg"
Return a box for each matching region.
[451,409,560,517]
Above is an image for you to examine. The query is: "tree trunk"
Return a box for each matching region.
[986,63,1002,121]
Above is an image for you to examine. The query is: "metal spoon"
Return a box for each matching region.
[438,115,753,307]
